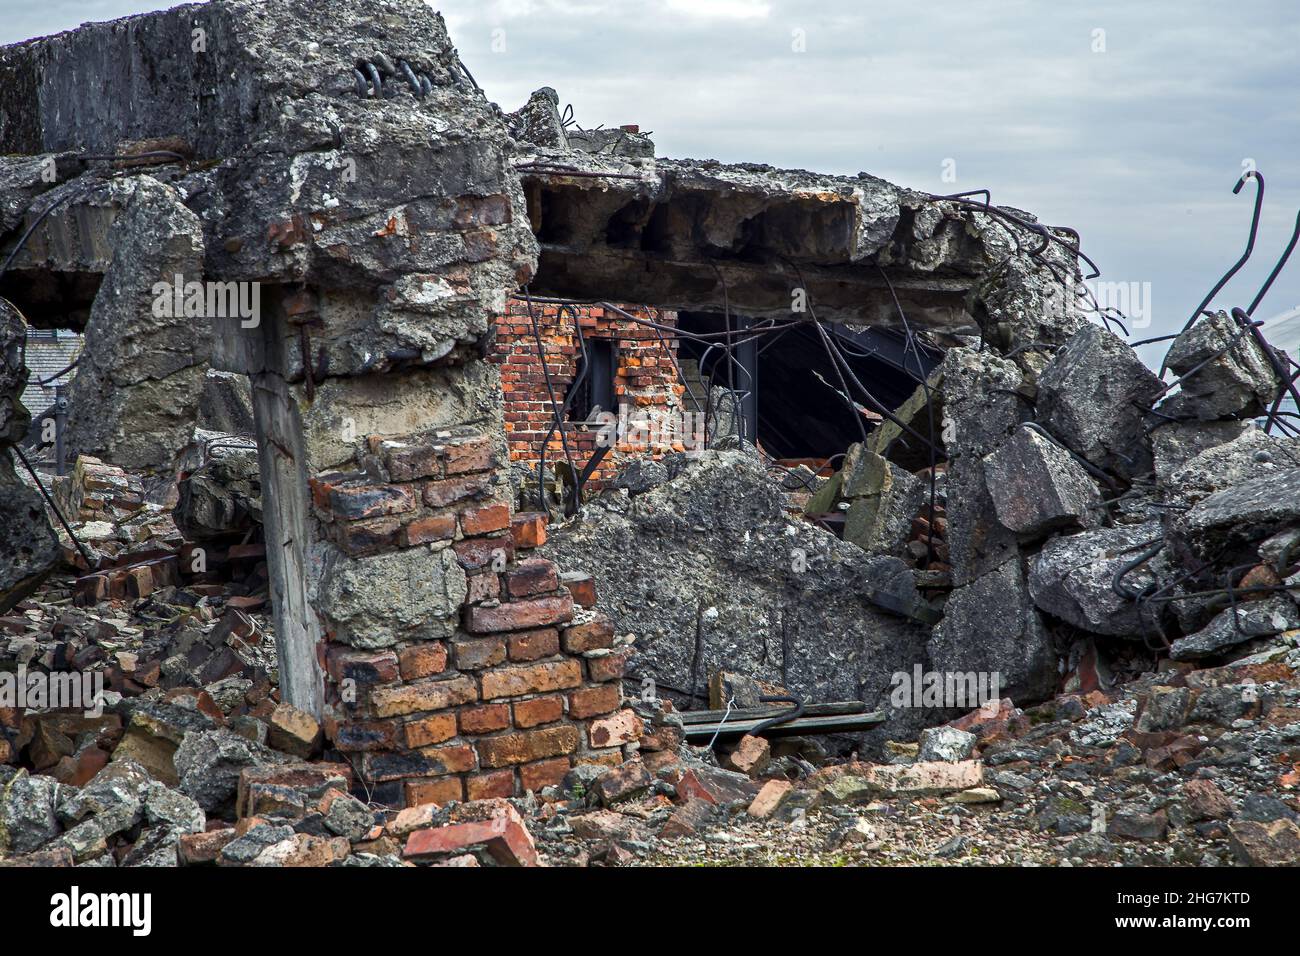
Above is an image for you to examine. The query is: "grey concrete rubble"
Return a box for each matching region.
[1,0,1299,870]
[1160,311,1280,420]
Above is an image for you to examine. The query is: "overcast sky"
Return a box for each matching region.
[4,0,1298,363]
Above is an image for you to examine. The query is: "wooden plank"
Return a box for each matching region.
[678,700,867,725]
[682,711,885,741]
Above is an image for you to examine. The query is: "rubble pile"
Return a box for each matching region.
[1,0,1298,868]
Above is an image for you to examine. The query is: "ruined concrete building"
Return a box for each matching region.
[2,0,1299,869]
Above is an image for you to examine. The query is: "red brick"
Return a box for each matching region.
[513,695,564,729]
[401,514,456,547]
[510,512,548,549]
[424,474,489,507]
[562,616,614,653]
[419,743,477,774]
[503,558,559,599]
[326,648,399,685]
[466,571,500,603]
[385,443,442,482]
[560,571,597,607]
[179,829,237,865]
[452,637,506,670]
[454,536,514,571]
[371,675,478,718]
[459,703,511,734]
[402,802,538,866]
[587,649,629,683]
[465,769,516,801]
[568,683,621,719]
[398,642,448,681]
[443,436,493,475]
[461,502,510,536]
[335,517,401,554]
[481,659,583,700]
[507,628,560,662]
[519,757,570,792]
[404,777,464,808]
[465,594,573,633]
[476,724,580,768]
[747,779,794,819]
[329,484,416,520]
[404,714,458,748]
[587,709,643,748]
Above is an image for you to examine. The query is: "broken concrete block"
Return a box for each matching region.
[840,444,926,556]
[1162,426,1300,507]
[175,449,262,539]
[63,177,208,474]
[1152,419,1252,485]
[1169,597,1300,661]
[0,301,58,613]
[0,768,61,855]
[982,425,1100,536]
[174,728,286,813]
[939,347,1026,459]
[1172,467,1300,559]
[918,726,977,763]
[317,545,467,649]
[1160,311,1279,420]
[506,87,569,150]
[540,450,935,742]
[929,559,1057,703]
[863,759,983,797]
[1036,323,1163,479]
[1028,521,1167,638]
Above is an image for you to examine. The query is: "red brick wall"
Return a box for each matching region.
[314,427,640,807]
[492,301,689,489]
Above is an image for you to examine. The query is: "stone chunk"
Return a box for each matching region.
[1228,819,1300,866]
[1161,311,1278,420]
[1036,323,1163,478]
[982,425,1100,536]
[1028,521,1166,638]
[1169,597,1300,661]
[918,726,977,763]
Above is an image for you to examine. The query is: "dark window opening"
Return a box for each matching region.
[569,338,615,423]
[677,312,940,462]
